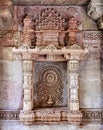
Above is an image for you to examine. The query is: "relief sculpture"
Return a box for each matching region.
[11,6,88,125]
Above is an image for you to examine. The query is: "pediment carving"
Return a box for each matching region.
[35,8,65,31]
[69,44,82,49]
[45,44,57,50]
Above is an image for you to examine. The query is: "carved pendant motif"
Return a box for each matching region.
[34,62,67,108]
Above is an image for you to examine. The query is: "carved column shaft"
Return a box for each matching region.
[19,59,35,125]
[67,59,79,111]
[23,60,34,111]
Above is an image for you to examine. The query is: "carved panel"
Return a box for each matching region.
[16,6,83,30]
[1,109,103,124]
[35,8,65,31]
[0,110,19,120]
[34,62,67,108]
[0,31,21,47]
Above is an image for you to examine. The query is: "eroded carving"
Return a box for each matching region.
[11,6,90,126]
[68,17,79,45]
[35,8,65,31]
[21,15,34,47]
[0,0,13,30]
[87,0,103,20]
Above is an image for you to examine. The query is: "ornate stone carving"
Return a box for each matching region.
[0,110,19,120]
[33,8,67,46]
[11,5,90,125]
[19,60,34,125]
[0,7,13,30]
[68,17,79,45]
[83,31,102,60]
[1,109,103,124]
[35,8,65,31]
[0,31,21,47]
[34,63,65,107]
[67,60,79,111]
[35,109,61,122]
[21,15,34,47]
[67,111,82,125]
[87,0,103,20]
[20,111,35,125]
[83,31,103,41]
[87,0,103,30]
[97,15,103,30]
[15,6,83,47]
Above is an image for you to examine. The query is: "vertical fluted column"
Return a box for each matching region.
[67,59,79,111]
[20,60,35,125]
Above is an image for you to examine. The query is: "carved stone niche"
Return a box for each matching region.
[35,8,65,47]
[12,7,88,125]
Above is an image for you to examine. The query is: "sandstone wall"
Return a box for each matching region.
[0,1,103,130]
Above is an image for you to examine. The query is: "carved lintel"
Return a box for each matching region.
[12,45,88,61]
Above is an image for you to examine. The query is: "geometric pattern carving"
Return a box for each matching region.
[36,66,63,106]
[0,110,19,120]
[1,109,103,124]
[83,31,103,41]
[35,8,65,31]
[34,62,67,108]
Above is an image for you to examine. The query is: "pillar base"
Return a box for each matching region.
[19,111,35,125]
[19,109,82,125]
[67,111,83,125]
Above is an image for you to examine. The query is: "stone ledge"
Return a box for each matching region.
[0,109,103,124]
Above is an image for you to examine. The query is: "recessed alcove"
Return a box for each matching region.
[33,61,67,108]
[12,6,89,125]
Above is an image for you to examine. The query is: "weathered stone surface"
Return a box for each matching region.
[13,0,90,5]
[0,6,13,30]
[0,61,23,109]
[87,0,103,20]
[0,0,12,6]
[0,1,103,129]
[0,122,103,130]
[0,0,13,30]
[0,47,13,60]
[81,7,98,30]
[79,60,101,108]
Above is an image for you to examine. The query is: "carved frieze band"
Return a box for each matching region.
[0,109,103,124]
[0,31,102,47]
[0,110,19,120]
[81,109,103,124]
[83,31,103,41]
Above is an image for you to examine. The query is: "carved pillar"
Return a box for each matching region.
[19,60,35,125]
[66,52,83,124]
[36,32,43,46]
[67,59,79,111]
[23,60,33,110]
